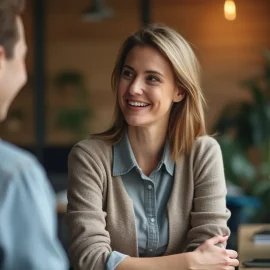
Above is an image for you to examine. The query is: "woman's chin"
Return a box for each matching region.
[126,121,144,127]
[125,117,148,127]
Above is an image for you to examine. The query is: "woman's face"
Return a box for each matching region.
[118,45,184,129]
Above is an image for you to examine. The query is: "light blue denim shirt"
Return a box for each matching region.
[0,140,68,270]
[106,133,175,270]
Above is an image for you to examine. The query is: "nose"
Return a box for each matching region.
[128,78,143,96]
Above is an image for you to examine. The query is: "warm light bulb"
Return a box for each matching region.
[224,0,236,21]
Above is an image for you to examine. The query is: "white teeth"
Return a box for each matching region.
[128,101,149,107]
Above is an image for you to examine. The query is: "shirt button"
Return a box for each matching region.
[150,218,155,223]
[148,185,152,190]
[149,249,153,252]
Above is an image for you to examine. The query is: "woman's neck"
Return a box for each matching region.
[127,125,167,176]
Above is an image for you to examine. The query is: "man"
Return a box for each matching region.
[0,0,68,269]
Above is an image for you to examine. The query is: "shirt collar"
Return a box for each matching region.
[113,132,137,176]
[160,141,175,176]
[113,132,174,176]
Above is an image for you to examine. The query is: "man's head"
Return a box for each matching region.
[0,0,27,121]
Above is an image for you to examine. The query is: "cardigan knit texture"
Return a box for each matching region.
[67,135,231,270]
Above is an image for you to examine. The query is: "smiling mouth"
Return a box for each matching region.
[127,100,151,107]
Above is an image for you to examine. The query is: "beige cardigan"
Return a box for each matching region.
[67,136,230,270]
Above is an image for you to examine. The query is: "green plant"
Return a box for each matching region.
[214,50,270,221]
[54,70,92,140]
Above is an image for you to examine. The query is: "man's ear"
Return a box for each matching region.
[0,46,6,71]
[173,86,186,103]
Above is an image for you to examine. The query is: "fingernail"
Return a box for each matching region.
[223,234,228,237]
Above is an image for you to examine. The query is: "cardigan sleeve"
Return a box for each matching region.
[66,144,112,270]
[185,137,231,252]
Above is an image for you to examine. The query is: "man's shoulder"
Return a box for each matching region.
[0,140,51,204]
[0,140,40,178]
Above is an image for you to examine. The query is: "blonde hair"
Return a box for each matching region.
[92,24,207,160]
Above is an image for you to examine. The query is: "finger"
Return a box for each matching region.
[226,267,236,270]
[226,249,238,259]
[205,235,229,245]
[229,258,239,267]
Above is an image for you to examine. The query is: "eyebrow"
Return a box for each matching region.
[123,65,164,77]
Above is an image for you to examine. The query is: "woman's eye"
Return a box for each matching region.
[122,70,133,78]
[147,75,160,83]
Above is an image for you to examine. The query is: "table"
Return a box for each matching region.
[238,224,270,270]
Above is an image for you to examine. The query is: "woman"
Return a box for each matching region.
[67,24,239,270]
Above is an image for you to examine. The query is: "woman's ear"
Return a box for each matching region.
[173,86,186,103]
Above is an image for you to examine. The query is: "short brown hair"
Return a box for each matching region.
[92,24,207,160]
[0,0,25,59]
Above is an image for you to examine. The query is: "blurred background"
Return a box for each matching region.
[1,0,270,262]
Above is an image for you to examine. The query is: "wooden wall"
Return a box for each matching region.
[1,0,269,145]
[152,0,270,128]
[46,0,140,144]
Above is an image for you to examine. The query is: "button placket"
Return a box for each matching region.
[144,180,158,256]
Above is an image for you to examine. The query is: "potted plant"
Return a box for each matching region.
[214,50,270,229]
[54,70,92,140]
